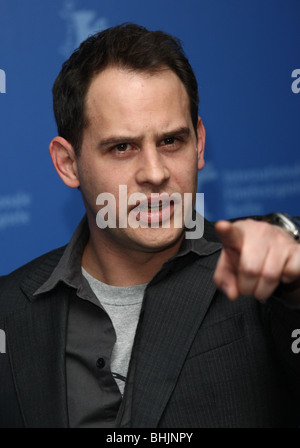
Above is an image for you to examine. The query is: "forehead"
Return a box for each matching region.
[84,66,191,133]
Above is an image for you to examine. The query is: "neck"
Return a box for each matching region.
[81,228,184,287]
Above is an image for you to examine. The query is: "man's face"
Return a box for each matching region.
[74,66,205,253]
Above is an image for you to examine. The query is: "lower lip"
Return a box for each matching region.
[132,203,174,226]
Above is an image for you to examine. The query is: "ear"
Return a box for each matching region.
[196,116,206,171]
[49,136,80,188]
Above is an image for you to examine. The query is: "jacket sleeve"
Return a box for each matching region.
[261,295,300,399]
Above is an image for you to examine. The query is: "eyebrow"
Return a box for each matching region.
[97,126,191,149]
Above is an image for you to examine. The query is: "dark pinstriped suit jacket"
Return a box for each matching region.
[1,220,300,428]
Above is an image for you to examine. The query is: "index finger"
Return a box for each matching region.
[214,220,244,252]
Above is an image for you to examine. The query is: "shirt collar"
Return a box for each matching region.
[34,213,222,297]
[33,215,89,296]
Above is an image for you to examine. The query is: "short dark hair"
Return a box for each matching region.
[52,23,199,156]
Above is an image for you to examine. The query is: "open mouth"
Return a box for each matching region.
[130,194,178,226]
[136,199,170,213]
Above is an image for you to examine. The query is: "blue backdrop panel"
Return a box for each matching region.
[0,0,299,274]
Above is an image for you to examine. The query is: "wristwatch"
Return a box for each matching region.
[261,213,300,241]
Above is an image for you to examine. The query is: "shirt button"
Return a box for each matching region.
[96,357,105,369]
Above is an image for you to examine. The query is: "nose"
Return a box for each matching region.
[135,146,170,187]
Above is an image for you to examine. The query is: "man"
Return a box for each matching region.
[1,23,300,428]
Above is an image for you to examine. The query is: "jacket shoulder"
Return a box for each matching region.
[0,246,66,315]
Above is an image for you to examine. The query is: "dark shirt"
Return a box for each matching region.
[34,215,222,428]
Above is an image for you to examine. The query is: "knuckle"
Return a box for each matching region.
[238,262,259,278]
[261,268,278,283]
[274,228,296,245]
[283,264,297,279]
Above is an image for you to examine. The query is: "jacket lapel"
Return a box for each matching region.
[6,274,69,428]
[131,250,220,428]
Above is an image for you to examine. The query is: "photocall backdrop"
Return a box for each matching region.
[0,0,299,274]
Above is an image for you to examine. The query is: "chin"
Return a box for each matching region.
[131,227,185,252]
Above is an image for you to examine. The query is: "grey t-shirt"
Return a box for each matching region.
[81,267,147,395]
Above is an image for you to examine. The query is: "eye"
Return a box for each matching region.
[162,137,177,146]
[109,143,135,156]
[109,142,139,158]
[114,143,132,152]
[160,136,183,151]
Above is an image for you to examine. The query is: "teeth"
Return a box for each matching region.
[137,201,169,212]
